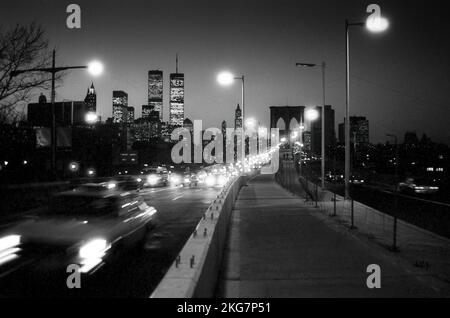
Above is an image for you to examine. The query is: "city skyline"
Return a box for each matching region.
[1,0,449,145]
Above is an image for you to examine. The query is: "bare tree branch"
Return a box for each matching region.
[0,23,63,121]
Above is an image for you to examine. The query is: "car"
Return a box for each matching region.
[397,177,439,194]
[0,187,157,277]
[203,172,228,187]
[181,173,200,187]
[350,175,365,185]
[325,173,344,183]
[142,166,169,187]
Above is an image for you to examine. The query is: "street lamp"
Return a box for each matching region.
[217,71,245,167]
[296,61,326,189]
[245,117,257,130]
[10,50,103,178]
[85,112,99,125]
[344,12,389,198]
[305,108,319,122]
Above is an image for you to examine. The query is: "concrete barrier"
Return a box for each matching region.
[150,175,249,298]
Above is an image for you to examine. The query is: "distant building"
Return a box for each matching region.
[183,118,193,133]
[234,104,242,129]
[161,121,171,142]
[303,131,312,151]
[112,91,128,123]
[148,70,163,121]
[134,116,161,142]
[310,105,335,156]
[28,96,88,127]
[142,104,155,119]
[221,120,227,137]
[127,106,135,124]
[169,73,184,127]
[38,93,47,104]
[338,116,369,145]
[169,56,184,128]
[84,82,96,112]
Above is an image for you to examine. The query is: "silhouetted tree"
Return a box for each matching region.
[0,23,60,122]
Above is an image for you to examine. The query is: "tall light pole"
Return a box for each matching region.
[344,13,389,198]
[296,62,326,189]
[11,49,103,177]
[217,72,245,168]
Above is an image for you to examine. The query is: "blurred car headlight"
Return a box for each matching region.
[0,235,21,266]
[205,175,216,187]
[78,238,111,273]
[217,175,227,186]
[79,238,110,260]
[170,174,181,185]
[184,178,191,183]
[147,174,160,185]
[136,177,142,183]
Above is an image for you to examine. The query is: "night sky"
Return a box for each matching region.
[1,0,449,144]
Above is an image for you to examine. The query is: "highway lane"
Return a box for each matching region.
[0,184,222,297]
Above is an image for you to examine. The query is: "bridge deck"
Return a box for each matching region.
[216,174,446,297]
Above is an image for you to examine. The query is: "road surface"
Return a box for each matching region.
[0,185,221,297]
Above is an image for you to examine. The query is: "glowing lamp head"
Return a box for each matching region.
[85,112,98,124]
[245,118,257,130]
[69,162,79,172]
[305,108,319,121]
[87,61,104,76]
[217,71,235,86]
[366,16,389,33]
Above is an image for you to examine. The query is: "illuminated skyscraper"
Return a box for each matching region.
[169,55,184,127]
[84,82,96,112]
[112,90,128,123]
[148,70,163,121]
[127,106,135,124]
[142,105,153,119]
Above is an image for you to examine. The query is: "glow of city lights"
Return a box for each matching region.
[87,61,104,76]
[245,118,257,130]
[217,71,235,86]
[305,108,319,121]
[85,112,99,124]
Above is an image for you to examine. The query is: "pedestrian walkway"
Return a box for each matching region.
[216,174,446,297]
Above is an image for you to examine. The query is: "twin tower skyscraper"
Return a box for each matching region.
[147,55,185,127]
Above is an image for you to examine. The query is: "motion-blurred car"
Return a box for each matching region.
[350,175,365,185]
[182,173,200,187]
[204,173,228,187]
[112,175,144,191]
[397,177,439,194]
[0,187,157,276]
[142,166,169,187]
[325,173,344,183]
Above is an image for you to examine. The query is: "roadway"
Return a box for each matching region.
[0,184,221,297]
[299,166,450,239]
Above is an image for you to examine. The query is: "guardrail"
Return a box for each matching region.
[276,160,450,284]
[150,174,249,298]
